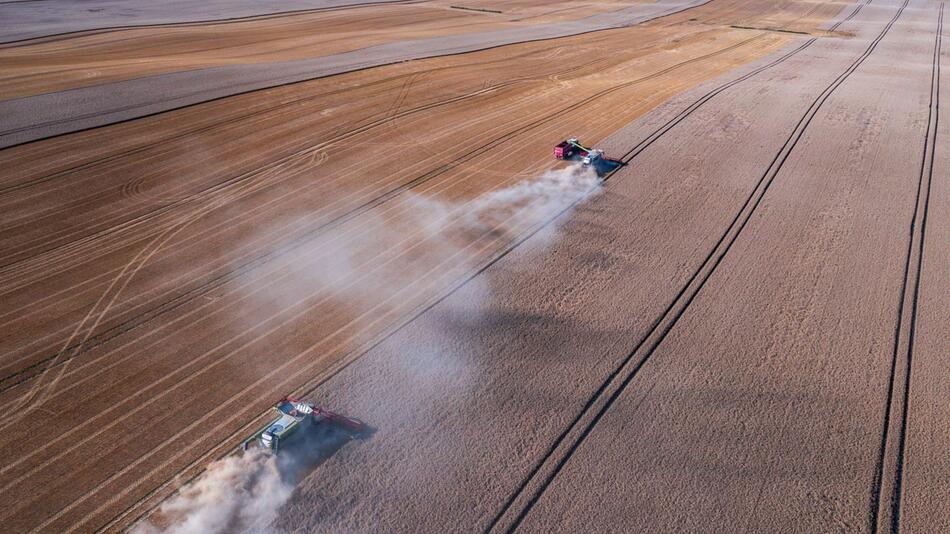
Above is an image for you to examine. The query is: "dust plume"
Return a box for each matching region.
[134,164,600,533]
[463,163,601,237]
[132,449,290,534]
[280,163,602,309]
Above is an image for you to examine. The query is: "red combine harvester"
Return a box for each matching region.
[554,137,604,166]
[242,397,366,453]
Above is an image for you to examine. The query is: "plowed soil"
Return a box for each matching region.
[0,0,946,532]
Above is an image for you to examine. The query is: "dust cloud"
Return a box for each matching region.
[134,164,600,533]
[132,449,291,534]
[286,163,602,308]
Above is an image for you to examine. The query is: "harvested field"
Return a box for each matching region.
[0,0,411,43]
[0,1,647,100]
[0,0,947,532]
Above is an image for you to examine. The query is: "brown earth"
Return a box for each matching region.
[0,0,411,43]
[0,0,646,100]
[0,0,946,532]
[0,0,721,147]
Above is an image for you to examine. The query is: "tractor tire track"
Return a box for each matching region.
[869,4,942,533]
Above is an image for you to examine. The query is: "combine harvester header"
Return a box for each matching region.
[243,397,366,454]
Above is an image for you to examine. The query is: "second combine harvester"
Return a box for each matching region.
[553,137,604,165]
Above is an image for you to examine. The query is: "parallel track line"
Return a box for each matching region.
[486,0,912,530]
[869,4,942,533]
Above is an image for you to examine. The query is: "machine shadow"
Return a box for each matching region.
[592,158,625,176]
[275,423,378,486]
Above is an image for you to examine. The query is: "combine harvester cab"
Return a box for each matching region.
[243,398,366,454]
[582,149,603,166]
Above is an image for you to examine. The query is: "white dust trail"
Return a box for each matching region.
[134,164,600,533]
[133,449,291,534]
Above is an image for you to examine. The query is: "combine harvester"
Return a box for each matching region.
[243,397,366,454]
[553,137,622,171]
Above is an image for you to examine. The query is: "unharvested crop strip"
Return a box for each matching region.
[0,34,768,392]
[869,4,942,533]
[730,24,811,35]
[487,0,914,530]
